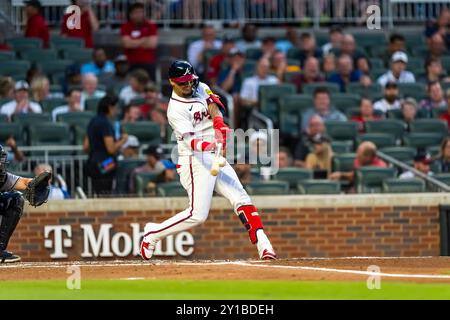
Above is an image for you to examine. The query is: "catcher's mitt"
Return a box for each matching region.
[24,171,51,207]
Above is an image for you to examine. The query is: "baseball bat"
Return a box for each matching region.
[210,142,223,176]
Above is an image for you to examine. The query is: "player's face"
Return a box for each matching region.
[171,79,194,97]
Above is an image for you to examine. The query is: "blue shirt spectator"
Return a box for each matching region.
[327,54,362,92]
[81,48,115,76]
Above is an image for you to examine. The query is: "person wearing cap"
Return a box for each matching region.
[377,51,416,87]
[419,80,447,113]
[381,34,407,68]
[24,0,49,48]
[51,88,82,122]
[0,81,42,120]
[100,54,130,94]
[373,81,402,114]
[61,0,99,49]
[81,48,115,77]
[206,35,236,85]
[120,2,158,81]
[305,134,333,175]
[120,135,140,160]
[128,146,165,194]
[187,25,222,77]
[399,150,433,179]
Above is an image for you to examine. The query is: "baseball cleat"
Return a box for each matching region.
[261,249,277,260]
[0,250,21,264]
[140,223,159,261]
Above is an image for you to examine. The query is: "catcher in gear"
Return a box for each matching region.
[0,145,51,263]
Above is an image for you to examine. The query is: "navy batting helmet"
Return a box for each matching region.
[168,60,199,84]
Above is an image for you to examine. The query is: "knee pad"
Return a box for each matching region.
[0,192,24,250]
[237,205,264,244]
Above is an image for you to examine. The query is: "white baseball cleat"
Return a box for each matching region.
[256,230,277,260]
[140,223,159,261]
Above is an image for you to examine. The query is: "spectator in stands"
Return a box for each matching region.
[30,75,63,103]
[399,150,433,179]
[321,53,337,75]
[120,2,158,80]
[270,50,300,82]
[355,56,371,76]
[236,23,261,52]
[51,88,82,121]
[329,141,386,183]
[261,36,277,60]
[63,64,82,95]
[420,57,450,83]
[239,57,279,109]
[206,35,236,86]
[305,135,333,176]
[34,163,69,200]
[24,0,49,48]
[234,155,252,185]
[218,48,246,95]
[61,0,99,48]
[434,137,450,173]
[100,55,130,94]
[4,136,25,162]
[426,8,450,50]
[294,115,326,168]
[276,147,294,169]
[0,77,15,100]
[381,34,406,68]
[81,48,115,77]
[426,33,449,60]
[187,24,222,77]
[373,81,401,114]
[297,32,322,66]
[84,95,128,197]
[290,56,324,93]
[327,54,363,92]
[141,82,168,137]
[122,104,142,123]
[322,25,344,55]
[276,27,300,55]
[420,81,447,113]
[439,88,450,129]
[0,81,42,120]
[331,34,365,63]
[377,51,415,87]
[119,69,149,105]
[351,97,382,132]
[120,135,140,160]
[80,73,105,108]
[0,33,11,51]
[401,98,418,131]
[128,145,165,194]
[301,87,347,129]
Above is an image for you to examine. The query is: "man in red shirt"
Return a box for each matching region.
[120,3,158,81]
[24,0,49,48]
[61,0,99,48]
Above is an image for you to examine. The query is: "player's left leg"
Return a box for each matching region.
[214,163,276,260]
[0,192,24,263]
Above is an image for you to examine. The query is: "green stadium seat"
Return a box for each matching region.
[297,179,341,194]
[331,93,361,112]
[353,33,386,49]
[382,178,425,193]
[27,122,71,153]
[20,49,58,62]
[286,47,302,60]
[0,114,8,123]
[122,121,161,146]
[274,167,313,189]
[284,71,302,84]
[278,95,309,138]
[397,83,427,100]
[379,146,416,162]
[357,133,396,148]
[40,98,66,113]
[302,83,340,95]
[38,60,74,77]
[135,171,160,197]
[355,166,396,193]
[61,48,93,64]
[157,182,186,197]
[364,119,405,140]
[386,109,403,119]
[410,45,428,58]
[279,94,313,113]
[331,140,354,153]
[427,145,441,158]
[434,173,450,186]
[0,123,23,144]
[0,61,31,76]
[402,33,426,48]
[7,38,43,50]
[346,83,383,98]
[325,121,358,141]
[12,113,51,126]
[432,106,448,119]
[57,111,95,129]
[368,58,384,69]
[51,37,85,50]
[0,51,15,61]
[245,180,290,195]
[116,159,145,195]
[72,125,86,146]
[371,68,387,80]
[258,83,296,123]
[410,119,448,138]
[332,153,356,172]
[403,133,444,149]
[407,57,424,71]
[245,48,262,60]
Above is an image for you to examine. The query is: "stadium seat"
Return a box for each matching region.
[382,178,425,193]
[0,123,23,145]
[357,133,396,148]
[409,119,448,138]
[0,60,31,77]
[353,33,386,50]
[431,107,447,118]
[122,121,161,146]
[12,113,51,126]
[57,111,95,129]
[51,37,85,50]
[279,94,313,113]
[245,48,262,60]
[332,153,356,172]
[274,167,313,189]
[427,145,441,158]
[379,146,416,162]
[40,97,67,113]
[406,57,424,71]
[410,45,428,58]
[397,83,427,100]
[364,119,405,140]
[0,51,15,61]
[331,93,361,113]
[403,133,444,149]
[371,68,386,81]
[284,71,302,84]
[6,38,43,50]
[245,180,290,195]
[302,83,340,95]
[355,166,396,193]
[331,140,354,153]
[20,49,58,62]
[85,97,102,112]
[346,83,383,98]
[157,182,186,197]
[258,83,296,124]
[368,58,384,69]
[135,171,160,197]
[116,159,146,195]
[279,95,310,138]
[27,122,71,154]
[386,109,403,120]
[72,125,86,146]
[38,60,74,77]
[286,47,302,60]
[0,114,8,123]
[297,179,341,195]
[434,173,450,186]
[325,121,358,141]
[61,48,93,64]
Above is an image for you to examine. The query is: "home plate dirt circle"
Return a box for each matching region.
[1,257,450,284]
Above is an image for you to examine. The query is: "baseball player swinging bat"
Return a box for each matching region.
[140,60,276,261]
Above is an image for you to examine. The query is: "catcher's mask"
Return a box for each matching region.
[168,60,199,94]
[0,145,7,185]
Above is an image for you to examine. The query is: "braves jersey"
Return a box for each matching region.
[168,82,217,156]
[0,173,19,193]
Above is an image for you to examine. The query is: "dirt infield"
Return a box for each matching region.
[1,257,450,284]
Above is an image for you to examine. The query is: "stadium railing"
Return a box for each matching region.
[6,0,450,31]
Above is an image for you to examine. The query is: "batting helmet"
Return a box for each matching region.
[168,60,199,84]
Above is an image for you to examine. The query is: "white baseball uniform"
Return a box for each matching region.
[142,82,275,258]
